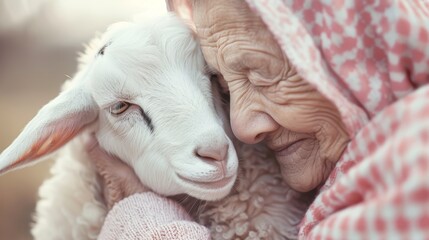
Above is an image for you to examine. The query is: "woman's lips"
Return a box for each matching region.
[273,139,308,157]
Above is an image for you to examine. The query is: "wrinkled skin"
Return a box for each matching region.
[189,0,350,192]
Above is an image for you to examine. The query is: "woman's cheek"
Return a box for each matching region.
[262,96,317,134]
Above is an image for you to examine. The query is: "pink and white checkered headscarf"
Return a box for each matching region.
[247,0,429,239]
[247,0,429,135]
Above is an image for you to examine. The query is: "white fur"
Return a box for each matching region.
[0,13,310,240]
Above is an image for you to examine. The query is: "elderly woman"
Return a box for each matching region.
[91,0,429,239]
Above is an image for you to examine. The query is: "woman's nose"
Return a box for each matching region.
[230,109,279,144]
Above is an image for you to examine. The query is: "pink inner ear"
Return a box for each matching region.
[1,127,82,174]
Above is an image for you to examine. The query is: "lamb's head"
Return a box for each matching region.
[90,15,239,200]
[0,14,238,201]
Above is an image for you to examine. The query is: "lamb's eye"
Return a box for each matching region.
[109,101,130,115]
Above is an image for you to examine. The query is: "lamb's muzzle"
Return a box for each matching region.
[195,141,229,162]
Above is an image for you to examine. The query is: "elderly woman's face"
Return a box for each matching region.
[192,0,350,192]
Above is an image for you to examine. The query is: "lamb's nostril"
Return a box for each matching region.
[195,143,229,162]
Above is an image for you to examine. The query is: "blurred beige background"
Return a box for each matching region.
[0,1,165,239]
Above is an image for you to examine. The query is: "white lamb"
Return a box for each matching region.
[0,13,311,240]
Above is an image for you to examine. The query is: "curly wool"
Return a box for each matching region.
[181,143,313,240]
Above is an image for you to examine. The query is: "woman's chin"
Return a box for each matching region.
[274,140,329,192]
[282,171,322,192]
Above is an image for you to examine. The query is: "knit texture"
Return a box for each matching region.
[98,193,210,240]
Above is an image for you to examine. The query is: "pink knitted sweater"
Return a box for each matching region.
[98,192,210,239]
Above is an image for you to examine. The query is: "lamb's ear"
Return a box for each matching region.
[166,0,195,31]
[0,87,98,175]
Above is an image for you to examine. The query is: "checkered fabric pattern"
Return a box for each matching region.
[246,0,429,239]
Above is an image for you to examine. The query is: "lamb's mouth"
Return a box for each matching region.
[177,174,234,190]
